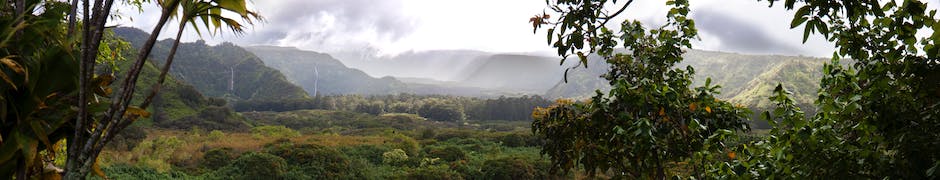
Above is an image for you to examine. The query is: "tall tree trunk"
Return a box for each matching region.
[140,21,187,109]
[67,0,79,36]
[65,0,92,178]
[64,0,178,179]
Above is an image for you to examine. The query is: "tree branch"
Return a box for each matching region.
[598,0,633,28]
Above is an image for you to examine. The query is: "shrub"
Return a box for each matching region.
[206,97,227,106]
[264,142,357,179]
[98,164,194,180]
[207,130,225,140]
[406,165,463,180]
[427,146,467,162]
[251,125,300,139]
[201,147,235,170]
[481,157,536,180]
[339,145,390,165]
[497,132,539,147]
[107,125,147,151]
[131,136,184,172]
[162,106,249,131]
[382,149,410,165]
[210,152,288,180]
[419,128,437,140]
[386,133,420,157]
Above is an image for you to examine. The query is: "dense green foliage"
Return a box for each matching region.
[236,94,552,122]
[534,0,940,179]
[0,1,81,177]
[531,0,750,178]
[106,32,248,132]
[699,0,940,179]
[95,108,555,180]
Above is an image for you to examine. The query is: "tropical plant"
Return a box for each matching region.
[0,1,81,178]
[699,0,940,179]
[140,0,260,109]
[64,0,260,178]
[530,0,750,178]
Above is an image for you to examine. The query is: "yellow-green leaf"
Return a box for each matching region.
[125,106,151,118]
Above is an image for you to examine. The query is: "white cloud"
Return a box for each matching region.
[114,0,891,57]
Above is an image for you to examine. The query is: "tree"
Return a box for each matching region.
[530,0,749,178]
[419,101,466,122]
[0,0,259,178]
[701,0,940,179]
[64,0,260,178]
[0,1,83,178]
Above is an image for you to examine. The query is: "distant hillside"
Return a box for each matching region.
[546,50,828,109]
[245,46,410,95]
[456,54,564,93]
[109,28,252,130]
[543,55,611,99]
[334,50,490,81]
[113,27,308,101]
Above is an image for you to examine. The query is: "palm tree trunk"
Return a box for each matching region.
[65,1,177,179]
[67,0,79,36]
[140,21,187,109]
[65,0,91,178]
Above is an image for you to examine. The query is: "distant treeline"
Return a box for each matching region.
[234,94,553,121]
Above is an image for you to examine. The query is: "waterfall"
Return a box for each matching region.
[229,66,235,92]
[314,65,319,96]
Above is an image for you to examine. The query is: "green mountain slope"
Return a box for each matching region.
[113,28,308,101]
[106,42,248,131]
[245,46,514,97]
[244,46,410,95]
[546,50,828,109]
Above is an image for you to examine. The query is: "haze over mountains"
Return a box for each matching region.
[116,27,827,112]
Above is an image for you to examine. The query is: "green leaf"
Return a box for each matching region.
[814,22,828,38]
[547,28,554,45]
[802,19,814,43]
[28,121,52,150]
[216,0,247,15]
[791,17,808,28]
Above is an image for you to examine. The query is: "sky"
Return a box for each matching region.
[111,0,861,58]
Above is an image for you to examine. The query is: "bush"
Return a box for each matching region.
[207,130,225,140]
[418,102,466,122]
[427,146,467,162]
[406,165,463,180]
[206,97,227,106]
[497,132,540,147]
[251,125,300,139]
[386,133,420,157]
[161,106,249,131]
[264,142,359,179]
[97,164,194,180]
[481,157,536,180]
[201,147,235,170]
[107,125,147,151]
[210,152,288,180]
[338,144,390,165]
[382,149,410,165]
[131,136,184,172]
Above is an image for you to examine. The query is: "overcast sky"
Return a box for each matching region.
[113,0,900,58]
